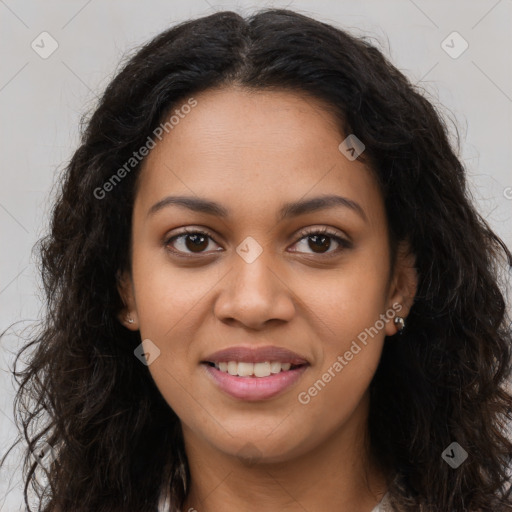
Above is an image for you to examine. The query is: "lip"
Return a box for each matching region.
[202,363,309,401]
[203,345,309,365]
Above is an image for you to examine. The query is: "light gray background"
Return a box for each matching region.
[1,0,511,509]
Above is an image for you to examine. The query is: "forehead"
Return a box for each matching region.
[134,86,385,227]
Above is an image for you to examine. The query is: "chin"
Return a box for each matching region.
[207,426,312,464]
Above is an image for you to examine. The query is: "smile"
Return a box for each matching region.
[209,360,303,377]
[202,361,309,401]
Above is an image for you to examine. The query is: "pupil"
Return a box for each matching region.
[186,234,208,252]
[309,234,330,253]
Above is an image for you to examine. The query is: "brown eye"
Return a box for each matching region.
[291,228,351,256]
[306,234,332,253]
[165,230,221,255]
[182,233,209,252]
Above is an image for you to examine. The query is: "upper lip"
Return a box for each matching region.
[203,346,309,365]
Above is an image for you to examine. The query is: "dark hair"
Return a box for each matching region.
[2,8,511,512]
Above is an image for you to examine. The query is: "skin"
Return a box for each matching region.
[118,86,418,512]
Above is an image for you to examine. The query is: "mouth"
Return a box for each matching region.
[201,360,309,401]
[202,360,307,377]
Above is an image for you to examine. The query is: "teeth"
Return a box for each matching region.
[214,361,298,377]
[227,361,238,376]
[237,362,254,377]
[254,362,271,377]
[270,361,282,374]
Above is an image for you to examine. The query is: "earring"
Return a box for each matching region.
[394,316,405,333]
[126,315,134,324]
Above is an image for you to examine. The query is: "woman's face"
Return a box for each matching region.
[119,86,416,464]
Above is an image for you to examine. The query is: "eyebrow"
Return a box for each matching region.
[147,194,367,222]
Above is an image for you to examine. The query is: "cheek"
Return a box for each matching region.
[294,275,388,438]
[130,255,211,394]
[132,245,224,338]
[298,250,390,346]
[293,248,389,406]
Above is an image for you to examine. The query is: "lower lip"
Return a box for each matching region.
[203,364,308,401]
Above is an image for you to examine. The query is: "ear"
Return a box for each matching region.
[116,269,139,331]
[384,241,418,336]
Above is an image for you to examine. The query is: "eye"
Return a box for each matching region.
[290,227,352,256]
[164,228,222,256]
[164,226,352,258]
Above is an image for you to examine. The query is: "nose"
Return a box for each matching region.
[213,247,296,330]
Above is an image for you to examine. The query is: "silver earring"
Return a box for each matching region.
[126,315,134,324]
[394,316,405,333]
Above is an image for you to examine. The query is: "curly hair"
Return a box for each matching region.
[1,8,511,512]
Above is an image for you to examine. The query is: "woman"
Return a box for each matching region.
[2,8,511,512]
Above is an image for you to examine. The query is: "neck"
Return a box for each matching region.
[180,393,388,512]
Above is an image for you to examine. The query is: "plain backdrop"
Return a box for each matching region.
[1,1,511,510]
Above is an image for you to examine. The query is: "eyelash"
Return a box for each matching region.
[164,226,352,258]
